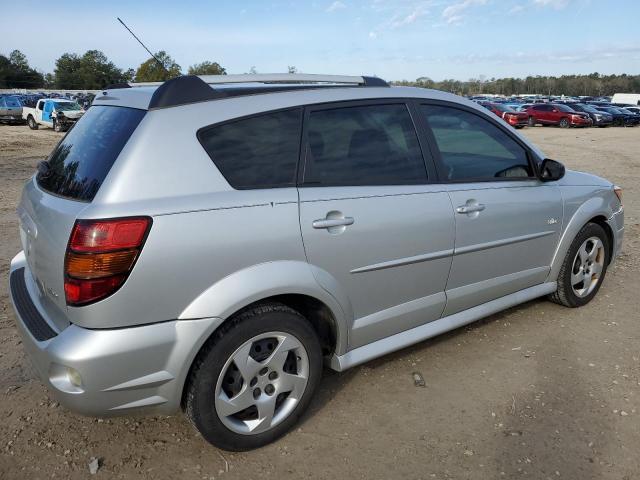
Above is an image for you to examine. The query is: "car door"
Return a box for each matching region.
[298,101,455,349]
[418,102,563,316]
[42,101,53,124]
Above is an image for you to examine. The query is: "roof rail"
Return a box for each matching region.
[196,73,388,86]
[137,74,389,109]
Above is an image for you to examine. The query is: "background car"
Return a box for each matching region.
[594,106,638,126]
[0,95,24,124]
[525,103,592,128]
[558,103,613,127]
[482,102,528,128]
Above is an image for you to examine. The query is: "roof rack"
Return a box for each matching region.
[106,74,390,109]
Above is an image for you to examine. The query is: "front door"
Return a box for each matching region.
[419,102,562,315]
[298,102,455,349]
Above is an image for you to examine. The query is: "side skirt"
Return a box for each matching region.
[329,282,557,371]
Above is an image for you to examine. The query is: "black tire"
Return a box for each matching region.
[184,302,322,451]
[548,222,610,308]
[559,117,569,128]
[528,116,536,127]
[53,119,62,132]
[27,116,38,130]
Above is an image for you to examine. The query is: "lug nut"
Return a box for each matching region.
[265,384,275,396]
[253,388,261,399]
[268,371,278,380]
[259,367,268,376]
[250,377,258,387]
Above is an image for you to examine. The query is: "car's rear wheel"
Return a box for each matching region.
[549,222,610,308]
[27,116,38,130]
[559,118,569,128]
[184,303,322,451]
[528,116,536,127]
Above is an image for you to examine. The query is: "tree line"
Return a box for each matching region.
[0,49,226,90]
[2,49,639,95]
[394,73,640,97]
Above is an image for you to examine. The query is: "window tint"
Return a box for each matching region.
[5,97,20,107]
[37,106,146,201]
[304,104,426,186]
[421,105,532,181]
[199,109,302,189]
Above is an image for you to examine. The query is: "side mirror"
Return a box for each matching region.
[539,158,565,182]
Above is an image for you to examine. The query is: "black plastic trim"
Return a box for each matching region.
[10,268,58,342]
[362,76,390,87]
[105,83,132,90]
[149,75,226,110]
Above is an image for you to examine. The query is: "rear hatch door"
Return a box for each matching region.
[17,106,146,326]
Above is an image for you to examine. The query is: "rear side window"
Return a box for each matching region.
[37,106,145,201]
[421,105,532,181]
[303,104,426,186]
[198,109,302,189]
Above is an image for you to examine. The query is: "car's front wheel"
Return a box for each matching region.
[559,118,570,128]
[549,222,610,308]
[184,303,322,451]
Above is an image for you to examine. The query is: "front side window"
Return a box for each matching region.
[421,105,533,181]
[303,104,426,186]
[199,109,302,189]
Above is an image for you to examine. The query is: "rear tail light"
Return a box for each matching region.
[64,217,151,306]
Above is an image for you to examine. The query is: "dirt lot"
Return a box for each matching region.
[0,125,638,480]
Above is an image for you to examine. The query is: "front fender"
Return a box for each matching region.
[548,194,615,282]
[178,260,350,355]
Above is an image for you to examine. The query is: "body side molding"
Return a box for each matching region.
[329,282,557,371]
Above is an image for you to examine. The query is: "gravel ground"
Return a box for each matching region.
[0,124,638,480]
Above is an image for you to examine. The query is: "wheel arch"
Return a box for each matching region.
[548,196,616,281]
[178,260,350,356]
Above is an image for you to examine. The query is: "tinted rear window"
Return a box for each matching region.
[37,106,145,201]
[198,109,302,189]
[5,97,21,107]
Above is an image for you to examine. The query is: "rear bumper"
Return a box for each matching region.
[9,251,222,416]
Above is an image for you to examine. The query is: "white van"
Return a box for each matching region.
[611,93,640,106]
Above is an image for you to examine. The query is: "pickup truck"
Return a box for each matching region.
[23,98,85,132]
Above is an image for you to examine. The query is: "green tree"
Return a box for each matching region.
[0,50,44,88]
[53,50,129,89]
[135,51,181,82]
[187,61,226,75]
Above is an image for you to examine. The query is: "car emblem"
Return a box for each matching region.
[547,218,558,225]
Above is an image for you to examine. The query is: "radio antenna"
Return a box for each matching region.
[117,17,170,74]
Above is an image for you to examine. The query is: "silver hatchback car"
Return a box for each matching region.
[9,74,624,451]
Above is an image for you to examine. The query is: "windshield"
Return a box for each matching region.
[493,104,516,113]
[54,101,82,111]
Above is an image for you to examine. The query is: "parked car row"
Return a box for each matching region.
[0,92,93,129]
[474,97,640,129]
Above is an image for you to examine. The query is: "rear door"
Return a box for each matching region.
[298,101,454,349]
[418,102,562,315]
[17,106,146,327]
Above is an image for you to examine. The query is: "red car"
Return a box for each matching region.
[525,103,592,128]
[482,103,528,129]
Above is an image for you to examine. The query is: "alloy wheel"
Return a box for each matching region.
[214,332,309,435]
[570,236,605,298]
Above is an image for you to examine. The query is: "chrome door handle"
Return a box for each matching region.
[456,204,485,214]
[312,217,354,229]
